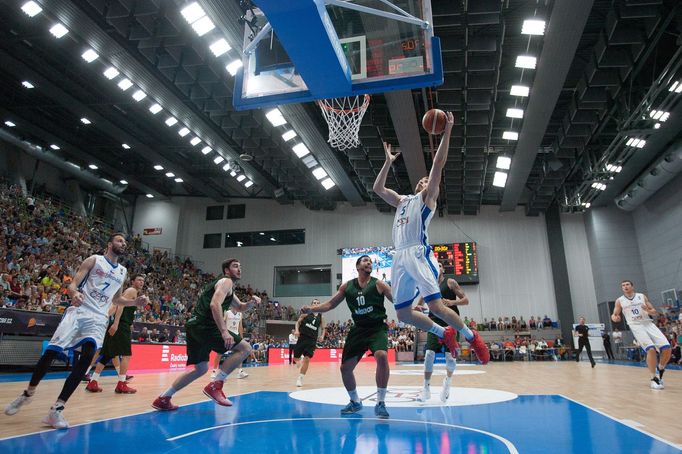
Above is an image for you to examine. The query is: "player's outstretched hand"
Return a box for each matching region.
[383,142,401,164]
[71,291,85,307]
[222,331,234,349]
[250,295,261,305]
[301,305,312,314]
[445,111,455,130]
[135,295,150,307]
[611,314,621,323]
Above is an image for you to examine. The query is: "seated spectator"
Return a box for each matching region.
[542,315,552,328]
[529,316,537,329]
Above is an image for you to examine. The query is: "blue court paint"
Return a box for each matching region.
[1,392,679,453]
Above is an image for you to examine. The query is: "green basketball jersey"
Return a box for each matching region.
[119,306,136,329]
[428,278,460,326]
[344,277,386,327]
[187,277,234,329]
[299,313,322,339]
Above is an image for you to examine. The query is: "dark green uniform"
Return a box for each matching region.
[425,279,461,353]
[185,278,242,365]
[342,277,389,363]
[101,306,136,357]
[294,313,322,358]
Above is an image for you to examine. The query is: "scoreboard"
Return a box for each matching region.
[432,242,479,284]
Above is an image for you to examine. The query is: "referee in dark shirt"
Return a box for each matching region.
[574,317,596,367]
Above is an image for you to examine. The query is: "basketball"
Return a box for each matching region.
[422,109,447,135]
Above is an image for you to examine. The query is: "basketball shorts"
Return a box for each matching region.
[293,336,317,358]
[185,323,242,365]
[47,306,109,354]
[100,323,133,357]
[342,323,388,363]
[392,245,442,309]
[629,322,670,351]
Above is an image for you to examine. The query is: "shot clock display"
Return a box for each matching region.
[432,242,479,284]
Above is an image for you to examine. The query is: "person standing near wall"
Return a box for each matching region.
[574,317,596,367]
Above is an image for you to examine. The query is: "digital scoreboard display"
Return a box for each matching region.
[432,242,479,284]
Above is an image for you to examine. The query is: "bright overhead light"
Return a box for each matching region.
[213,156,224,164]
[270,237,276,242]
[4,121,16,127]
[81,49,99,63]
[282,130,297,141]
[88,164,98,170]
[584,202,591,208]
[80,117,91,124]
[209,38,231,57]
[660,112,670,122]
[510,85,529,97]
[103,67,119,79]
[521,19,546,35]
[591,182,607,191]
[117,78,133,91]
[302,155,318,168]
[120,179,128,185]
[191,16,215,37]
[165,172,175,178]
[174,178,183,183]
[236,174,246,182]
[321,178,335,190]
[292,143,310,158]
[230,170,237,177]
[515,55,536,69]
[626,137,646,148]
[190,137,201,146]
[648,110,669,122]
[132,90,147,102]
[153,165,164,170]
[492,171,507,188]
[49,23,69,39]
[265,108,287,127]
[496,156,511,170]
[201,146,212,155]
[506,108,524,119]
[50,144,60,150]
[178,127,190,137]
[502,131,518,141]
[635,139,646,148]
[226,60,243,76]
[181,2,205,24]
[146,194,154,199]
[222,163,231,171]
[654,123,661,129]
[22,81,35,89]
[312,167,328,180]
[244,180,254,188]
[165,117,178,127]
[21,1,42,17]
[605,164,622,173]
[122,143,130,149]
[149,103,162,114]
[669,81,682,93]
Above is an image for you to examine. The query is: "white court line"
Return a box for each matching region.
[165,416,520,453]
[0,390,258,441]
[558,394,682,451]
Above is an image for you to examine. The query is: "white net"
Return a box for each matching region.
[317,95,370,151]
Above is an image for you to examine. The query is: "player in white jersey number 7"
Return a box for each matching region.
[372,111,489,364]
[4,233,149,429]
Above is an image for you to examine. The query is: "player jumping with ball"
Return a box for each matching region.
[372,111,489,365]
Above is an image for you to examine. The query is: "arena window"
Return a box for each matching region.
[205,205,224,220]
[274,265,331,297]
[202,233,222,248]
[225,229,305,248]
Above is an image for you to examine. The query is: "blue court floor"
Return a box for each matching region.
[1,390,680,454]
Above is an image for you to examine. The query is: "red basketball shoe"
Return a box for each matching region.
[115,381,137,394]
[152,396,178,411]
[468,330,490,365]
[203,381,233,407]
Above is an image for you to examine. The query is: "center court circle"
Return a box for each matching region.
[167,418,519,453]
[289,386,517,407]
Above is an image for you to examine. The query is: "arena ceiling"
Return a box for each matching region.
[1,0,681,215]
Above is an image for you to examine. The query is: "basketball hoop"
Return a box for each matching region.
[317,95,370,151]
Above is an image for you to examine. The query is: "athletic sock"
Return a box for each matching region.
[658,368,665,379]
[298,374,305,380]
[51,404,65,412]
[459,326,474,342]
[215,370,228,381]
[118,375,127,382]
[84,366,93,376]
[25,388,36,396]
[424,378,431,387]
[160,386,176,398]
[348,389,359,403]
[91,372,101,381]
[428,325,445,338]
[377,388,387,403]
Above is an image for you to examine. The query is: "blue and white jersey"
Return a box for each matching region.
[618,293,650,325]
[392,193,434,250]
[78,255,127,319]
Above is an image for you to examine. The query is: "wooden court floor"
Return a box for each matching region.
[1,361,680,445]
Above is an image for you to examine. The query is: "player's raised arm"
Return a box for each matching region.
[423,112,454,207]
[373,142,403,208]
[302,283,348,314]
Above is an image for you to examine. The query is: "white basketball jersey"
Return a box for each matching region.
[225,310,242,333]
[392,193,434,250]
[78,255,127,319]
[619,293,650,325]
